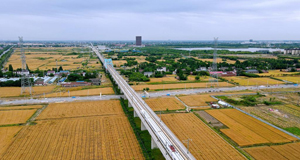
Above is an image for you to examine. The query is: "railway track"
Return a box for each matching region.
[92,45,195,160]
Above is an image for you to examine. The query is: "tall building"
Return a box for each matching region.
[136,36,142,46]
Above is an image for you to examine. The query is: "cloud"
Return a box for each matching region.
[0,0,300,40]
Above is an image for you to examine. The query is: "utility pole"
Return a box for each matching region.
[19,37,32,95]
[209,37,219,87]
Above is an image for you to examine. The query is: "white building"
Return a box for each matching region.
[157,67,167,72]
[284,49,300,55]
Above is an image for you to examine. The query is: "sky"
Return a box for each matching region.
[1,0,300,41]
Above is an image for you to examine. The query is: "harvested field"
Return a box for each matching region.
[223,76,284,86]
[244,143,300,160]
[0,116,144,160]
[0,86,55,97]
[240,105,300,129]
[145,97,185,111]
[206,109,298,146]
[274,76,300,83]
[0,105,43,110]
[258,70,298,76]
[37,100,123,120]
[161,113,245,159]
[196,111,224,128]
[0,110,37,125]
[0,126,22,156]
[133,82,233,91]
[45,87,114,97]
[178,94,217,106]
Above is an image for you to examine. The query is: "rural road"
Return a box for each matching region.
[0,84,298,106]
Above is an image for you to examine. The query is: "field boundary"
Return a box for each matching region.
[211,95,300,140]
[174,96,189,111]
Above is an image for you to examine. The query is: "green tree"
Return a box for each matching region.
[0,70,3,77]
[58,66,63,71]
[49,73,54,77]
[195,76,200,80]
[38,72,44,77]
[68,73,84,81]
[8,64,13,72]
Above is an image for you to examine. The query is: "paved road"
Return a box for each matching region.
[146,84,298,97]
[0,47,13,58]
[0,84,297,106]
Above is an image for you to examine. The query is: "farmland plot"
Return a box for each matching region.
[37,100,124,120]
[161,113,245,160]
[0,86,55,97]
[0,110,37,125]
[206,109,298,146]
[274,76,300,83]
[0,116,144,160]
[149,76,178,83]
[0,126,22,156]
[244,143,300,160]
[240,105,300,129]
[178,94,217,106]
[145,97,185,111]
[45,87,114,97]
[223,76,284,86]
[5,47,97,70]
[258,70,298,76]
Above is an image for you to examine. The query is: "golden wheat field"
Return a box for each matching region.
[161,113,245,160]
[187,75,212,81]
[112,60,127,67]
[206,109,298,146]
[178,94,217,106]
[0,116,144,160]
[0,110,36,125]
[196,58,237,64]
[5,47,99,70]
[133,82,233,91]
[0,86,55,97]
[224,76,284,86]
[149,76,178,83]
[45,87,114,97]
[0,105,43,110]
[145,97,185,111]
[37,100,123,120]
[244,143,300,160]
[258,70,298,76]
[274,76,300,83]
[0,126,23,156]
